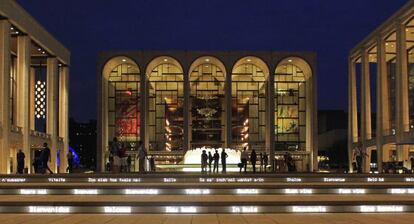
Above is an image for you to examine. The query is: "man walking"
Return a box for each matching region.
[16,149,25,174]
[137,141,147,173]
[41,143,53,174]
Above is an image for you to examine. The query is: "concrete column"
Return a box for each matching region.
[29,67,35,130]
[266,69,275,171]
[16,35,31,173]
[183,68,189,151]
[59,66,69,173]
[47,57,59,172]
[396,21,410,161]
[140,66,148,151]
[360,49,371,172]
[0,20,11,174]
[376,37,386,172]
[225,68,232,148]
[348,57,358,172]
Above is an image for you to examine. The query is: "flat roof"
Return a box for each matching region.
[350,0,414,58]
[0,0,70,65]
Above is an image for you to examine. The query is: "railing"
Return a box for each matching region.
[30,130,50,139]
[10,125,22,134]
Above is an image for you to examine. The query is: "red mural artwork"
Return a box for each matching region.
[115,92,140,138]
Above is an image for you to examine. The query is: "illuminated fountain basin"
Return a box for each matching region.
[183,147,241,172]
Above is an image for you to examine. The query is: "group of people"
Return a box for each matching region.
[16,142,75,174]
[239,148,269,173]
[108,138,153,173]
[26,143,53,174]
[201,149,228,173]
[200,148,273,173]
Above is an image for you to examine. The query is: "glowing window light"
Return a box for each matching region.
[124,189,159,195]
[236,189,259,194]
[28,206,70,213]
[104,206,131,213]
[73,189,99,195]
[34,81,46,119]
[20,189,48,195]
[292,206,327,213]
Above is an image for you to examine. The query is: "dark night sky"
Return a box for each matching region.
[17,0,408,122]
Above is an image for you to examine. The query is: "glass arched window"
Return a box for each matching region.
[107,61,140,144]
[147,58,184,151]
[231,58,268,150]
[189,57,226,149]
[274,61,307,151]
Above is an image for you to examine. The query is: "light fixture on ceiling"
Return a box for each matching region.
[122,59,127,62]
[205,58,210,62]
[164,58,168,62]
[288,59,293,62]
[247,59,251,62]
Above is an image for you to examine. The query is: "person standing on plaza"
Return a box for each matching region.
[137,141,147,173]
[208,151,213,173]
[240,147,248,173]
[66,150,74,173]
[109,137,120,173]
[250,149,257,173]
[127,155,132,172]
[16,149,25,174]
[213,150,220,173]
[354,143,367,174]
[263,152,268,173]
[201,150,208,173]
[410,157,414,173]
[41,143,53,174]
[259,153,264,172]
[221,148,228,173]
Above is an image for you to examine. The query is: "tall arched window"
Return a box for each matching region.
[147,57,184,151]
[274,57,311,152]
[189,57,226,149]
[231,57,269,150]
[106,58,140,146]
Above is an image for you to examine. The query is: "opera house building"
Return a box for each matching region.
[98,51,317,172]
[0,0,70,174]
[348,0,414,173]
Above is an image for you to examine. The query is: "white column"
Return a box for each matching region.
[361,49,371,173]
[29,67,35,130]
[348,57,358,172]
[225,68,232,148]
[16,35,31,173]
[183,68,189,151]
[47,57,59,172]
[396,21,409,161]
[0,20,11,174]
[376,37,386,172]
[59,66,69,173]
[267,68,275,171]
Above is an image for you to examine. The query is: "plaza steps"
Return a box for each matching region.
[0,173,414,214]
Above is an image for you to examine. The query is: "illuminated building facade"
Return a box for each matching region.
[98,51,317,172]
[0,0,70,173]
[348,0,414,173]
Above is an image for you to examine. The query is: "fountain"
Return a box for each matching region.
[183,147,241,172]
